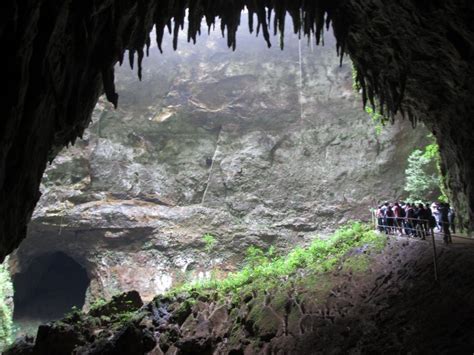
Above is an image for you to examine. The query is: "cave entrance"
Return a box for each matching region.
[13,252,90,324]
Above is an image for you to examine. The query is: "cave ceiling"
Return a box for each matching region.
[1,0,473,261]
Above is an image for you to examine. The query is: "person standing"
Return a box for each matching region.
[426,203,437,234]
[417,203,428,240]
[399,202,407,235]
[393,202,403,235]
[385,205,395,235]
[448,206,456,234]
[430,202,440,232]
[439,203,452,244]
[377,205,385,232]
[405,203,415,236]
[412,203,421,237]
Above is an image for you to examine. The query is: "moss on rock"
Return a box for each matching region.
[342,255,371,274]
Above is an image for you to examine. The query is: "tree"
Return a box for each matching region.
[404,138,447,202]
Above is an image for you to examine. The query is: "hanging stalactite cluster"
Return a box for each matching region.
[121,1,341,80]
[2,0,473,261]
[108,0,411,127]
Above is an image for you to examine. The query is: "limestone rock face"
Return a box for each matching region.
[1,0,474,264]
[10,29,427,304]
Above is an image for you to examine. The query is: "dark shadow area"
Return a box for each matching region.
[13,252,89,321]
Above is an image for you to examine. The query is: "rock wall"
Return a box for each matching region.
[9,27,427,306]
[2,0,474,264]
[342,0,474,232]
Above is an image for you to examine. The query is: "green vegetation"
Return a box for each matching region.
[352,66,387,136]
[168,223,386,302]
[61,297,141,332]
[365,106,385,136]
[88,297,107,313]
[244,245,276,268]
[61,307,138,332]
[0,261,13,350]
[404,136,448,202]
[342,254,371,273]
[162,222,386,346]
[202,233,217,254]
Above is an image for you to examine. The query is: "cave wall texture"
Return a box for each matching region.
[1,0,474,261]
[8,27,428,303]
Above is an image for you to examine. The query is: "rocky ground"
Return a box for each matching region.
[5,231,474,355]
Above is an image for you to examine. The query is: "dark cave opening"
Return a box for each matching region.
[13,252,90,322]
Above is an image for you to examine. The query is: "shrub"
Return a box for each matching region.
[404,136,447,202]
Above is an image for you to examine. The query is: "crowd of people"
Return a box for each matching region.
[376,201,455,245]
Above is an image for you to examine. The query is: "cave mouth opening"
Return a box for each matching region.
[12,252,90,323]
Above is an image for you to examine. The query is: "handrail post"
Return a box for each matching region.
[430,228,439,282]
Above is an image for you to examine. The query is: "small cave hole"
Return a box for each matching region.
[13,252,90,324]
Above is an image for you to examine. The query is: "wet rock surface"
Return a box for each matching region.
[8,29,427,304]
[6,237,474,354]
[1,0,473,265]
[88,291,143,318]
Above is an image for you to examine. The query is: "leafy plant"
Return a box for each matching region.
[352,66,387,136]
[364,106,385,136]
[404,135,447,202]
[0,261,13,350]
[202,234,217,254]
[244,246,275,268]
[88,297,107,313]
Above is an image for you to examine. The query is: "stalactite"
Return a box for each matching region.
[101,67,118,109]
[128,50,135,69]
[115,0,366,116]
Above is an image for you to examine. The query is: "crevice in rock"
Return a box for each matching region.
[201,125,223,205]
